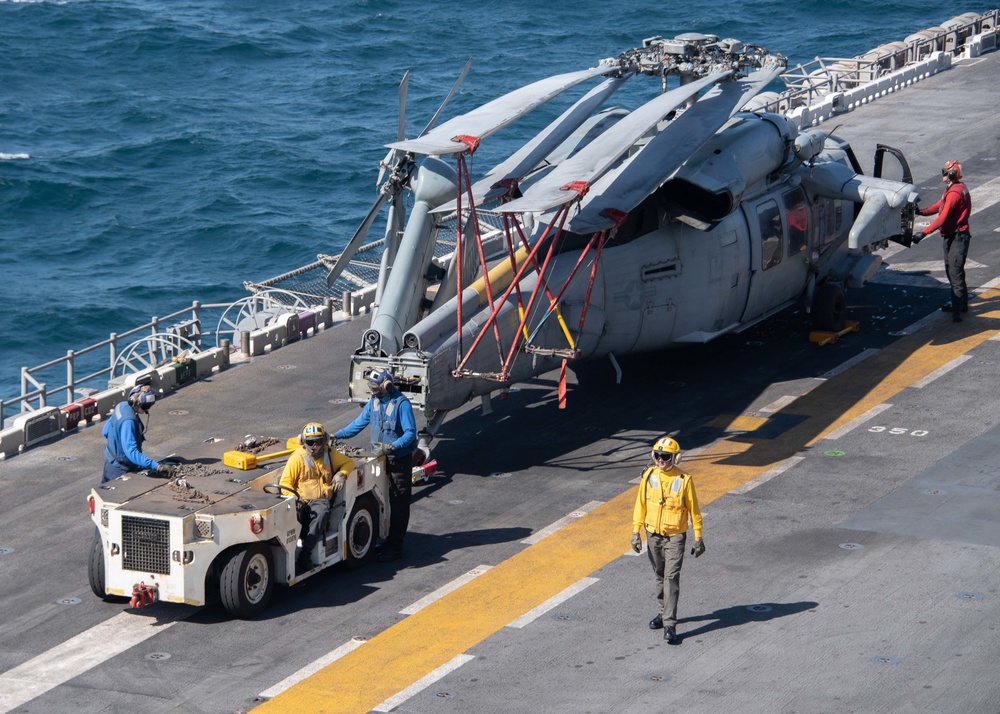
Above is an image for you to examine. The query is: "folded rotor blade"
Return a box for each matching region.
[433,76,630,214]
[377,71,412,188]
[499,70,731,214]
[398,70,410,142]
[325,191,389,287]
[419,58,473,138]
[357,62,475,288]
[387,65,619,156]
[567,66,783,232]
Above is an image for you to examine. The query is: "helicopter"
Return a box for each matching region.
[325,33,920,455]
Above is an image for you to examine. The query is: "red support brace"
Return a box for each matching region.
[454,207,570,376]
[600,207,628,228]
[558,359,567,410]
[453,135,481,154]
[454,154,467,363]
[493,177,522,203]
[500,206,573,375]
[561,180,590,199]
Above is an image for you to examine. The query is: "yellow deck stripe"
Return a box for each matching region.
[259,300,1000,714]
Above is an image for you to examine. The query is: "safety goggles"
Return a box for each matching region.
[304,438,324,447]
[653,453,673,462]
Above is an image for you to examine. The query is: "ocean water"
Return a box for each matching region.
[0,0,977,401]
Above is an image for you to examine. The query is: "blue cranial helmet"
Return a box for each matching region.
[128,384,156,409]
[367,367,394,396]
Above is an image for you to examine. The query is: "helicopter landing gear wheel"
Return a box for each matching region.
[813,283,846,333]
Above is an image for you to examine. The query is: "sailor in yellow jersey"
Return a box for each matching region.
[280,422,356,572]
[631,436,705,645]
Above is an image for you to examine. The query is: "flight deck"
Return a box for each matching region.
[3,27,1000,714]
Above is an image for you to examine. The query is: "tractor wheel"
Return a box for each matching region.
[88,533,107,599]
[813,283,846,332]
[89,534,130,603]
[345,496,377,570]
[219,544,274,618]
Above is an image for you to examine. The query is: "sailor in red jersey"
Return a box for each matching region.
[913,160,972,321]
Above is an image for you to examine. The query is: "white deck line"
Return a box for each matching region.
[399,565,493,615]
[822,403,893,440]
[506,577,600,629]
[0,611,181,714]
[757,395,799,414]
[259,637,367,699]
[894,311,942,336]
[730,456,806,495]
[971,174,1000,212]
[821,349,880,378]
[520,501,604,545]
[372,654,476,712]
[911,354,972,388]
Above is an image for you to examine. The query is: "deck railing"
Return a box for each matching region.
[0,301,229,426]
[761,10,999,116]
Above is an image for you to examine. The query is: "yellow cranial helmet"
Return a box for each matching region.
[301,422,326,445]
[652,436,681,462]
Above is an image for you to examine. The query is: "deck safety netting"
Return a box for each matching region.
[244,210,509,309]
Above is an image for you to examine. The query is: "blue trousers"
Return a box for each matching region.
[102,460,132,483]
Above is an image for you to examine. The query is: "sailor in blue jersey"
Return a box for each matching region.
[335,368,416,561]
[101,384,169,482]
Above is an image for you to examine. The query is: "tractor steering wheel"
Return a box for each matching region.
[263,483,302,502]
[263,483,312,528]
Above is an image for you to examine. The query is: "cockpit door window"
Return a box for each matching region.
[756,200,782,270]
[783,188,809,256]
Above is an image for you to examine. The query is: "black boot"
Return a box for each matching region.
[298,539,316,573]
[664,625,680,645]
[649,614,663,630]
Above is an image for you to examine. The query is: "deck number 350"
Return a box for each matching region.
[868,426,929,436]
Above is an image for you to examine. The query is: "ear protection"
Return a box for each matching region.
[128,384,156,409]
[368,368,394,396]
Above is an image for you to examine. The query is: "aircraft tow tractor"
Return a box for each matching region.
[88,442,397,618]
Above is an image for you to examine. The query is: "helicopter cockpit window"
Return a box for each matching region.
[757,201,782,270]
[783,189,808,256]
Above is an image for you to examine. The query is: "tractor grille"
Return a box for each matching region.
[121,515,171,575]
